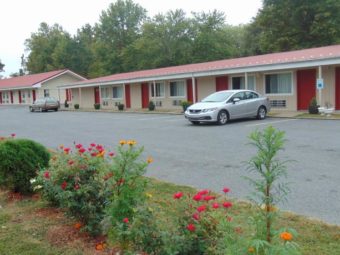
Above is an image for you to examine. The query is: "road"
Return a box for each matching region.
[1,105,340,225]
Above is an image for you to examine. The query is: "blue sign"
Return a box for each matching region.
[316,78,324,90]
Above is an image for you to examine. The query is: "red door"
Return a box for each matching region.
[125,84,131,108]
[141,83,149,108]
[10,91,13,104]
[0,92,2,104]
[94,87,100,104]
[216,76,228,91]
[336,67,340,110]
[32,90,36,102]
[186,79,198,103]
[297,69,316,110]
[18,91,22,104]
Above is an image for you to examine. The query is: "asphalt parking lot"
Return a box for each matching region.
[1,105,340,225]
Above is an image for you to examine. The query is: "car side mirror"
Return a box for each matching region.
[233,98,240,104]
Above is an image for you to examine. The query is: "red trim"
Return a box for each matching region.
[10,91,13,104]
[94,87,100,104]
[336,67,340,110]
[125,84,131,108]
[18,90,22,104]
[66,89,72,101]
[0,92,2,104]
[32,90,36,102]
[186,79,198,103]
[141,83,149,108]
[297,69,316,110]
[216,76,228,91]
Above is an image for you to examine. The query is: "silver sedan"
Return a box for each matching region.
[184,90,271,125]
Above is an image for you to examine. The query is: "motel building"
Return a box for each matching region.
[61,45,340,113]
[0,69,86,106]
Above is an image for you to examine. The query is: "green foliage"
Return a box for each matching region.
[117,103,124,111]
[0,138,50,194]
[94,103,101,110]
[74,103,79,109]
[309,97,319,114]
[64,99,69,108]
[148,101,155,111]
[0,59,4,72]
[180,100,192,111]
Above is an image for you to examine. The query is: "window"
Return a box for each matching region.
[150,82,164,98]
[44,89,50,97]
[101,87,110,99]
[232,76,255,90]
[2,92,9,104]
[265,73,292,94]
[112,86,123,99]
[170,80,185,97]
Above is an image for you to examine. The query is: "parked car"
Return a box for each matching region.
[184,90,270,125]
[29,97,60,112]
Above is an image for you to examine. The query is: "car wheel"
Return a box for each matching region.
[257,106,267,120]
[217,110,228,125]
[190,121,200,125]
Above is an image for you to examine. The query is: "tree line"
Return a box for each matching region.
[12,0,340,78]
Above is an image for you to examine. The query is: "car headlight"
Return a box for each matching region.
[201,107,218,113]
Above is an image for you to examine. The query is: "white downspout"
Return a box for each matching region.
[245,72,248,90]
[192,75,196,103]
[318,66,322,106]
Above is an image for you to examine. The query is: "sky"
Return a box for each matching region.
[0,0,262,77]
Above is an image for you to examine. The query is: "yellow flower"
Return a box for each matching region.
[261,204,277,212]
[248,247,255,253]
[145,193,153,198]
[280,231,293,241]
[119,140,127,146]
[147,156,153,164]
[127,140,137,146]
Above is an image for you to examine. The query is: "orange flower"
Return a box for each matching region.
[146,156,153,164]
[96,150,106,158]
[127,140,137,146]
[74,222,82,230]
[280,231,293,241]
[95,242,105,251]
[119,140,127,145]
[248,247,255,253]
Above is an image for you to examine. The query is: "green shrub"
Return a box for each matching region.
[148,101,155,111]
[117,103,124,111]
[180,101,192,112]
[74,104,80,109]
[308,97,319,114]
[0,139,50,194]
[94,103,100,110]
[64,100,69,108]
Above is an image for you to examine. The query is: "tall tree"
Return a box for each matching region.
[0,59,4,79]
[245,0,340,54]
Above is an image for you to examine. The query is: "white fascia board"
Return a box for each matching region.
[0,86,34,91]
[59,57,340,89]
[32,83,41,88]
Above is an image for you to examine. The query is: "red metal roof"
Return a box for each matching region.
[73,44,340,86]
[0,69,67,90]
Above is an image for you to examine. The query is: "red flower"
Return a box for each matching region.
[74,184,80,190]
[123,218,129,223]
[78,148,86,154]
[223,202,233,208]
[61,181,67,190]
[75,143,83,149]
[109,152,115,157]
[187,223,196,232]
[68,160,74,165]
[117,178,125,186]
[91,152,97,157]
[203,195,216,201]
[192,213,200,221]
[11,133,16,137]
[197,205,206,213]
[198,189,209,196]
[173,192,183,199]
[96,145,103,151]
[44,171,50,179]
[88,147,92,151]
[90,143,96,147]
[212,202,220,209]
[64,148,71,154]
[223,187,230,193]
[193,194,203,201]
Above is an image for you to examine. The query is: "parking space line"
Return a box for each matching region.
[245,119,298,127]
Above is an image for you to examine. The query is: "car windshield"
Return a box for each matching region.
[202,91,233,102]
[35,99,45,104]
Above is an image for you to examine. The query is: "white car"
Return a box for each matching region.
[184,90,270,125]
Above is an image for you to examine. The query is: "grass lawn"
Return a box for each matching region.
[1,178,339,255]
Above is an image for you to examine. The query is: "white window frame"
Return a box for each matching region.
[169,80,186,98]
[264,71,294,96]
[112,85,123,99]
[101,87,111,99]
[2,91,9,104]
[150,82,165,99]
[230,75,256,91]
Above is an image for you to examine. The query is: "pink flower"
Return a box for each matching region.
[187,223,196,232]
[11,133,16,137]
[44,171,50,179]
[197,205,206,213]
[123,218,129,223]
[223,187,230,193]
[203,195,216,201]
[90,143,96,147]
[109,152,115,157]
[212,203,220,209]
[88,147,92,151]
[193,194,203,201]
[198,189,209,196]
[192,213,200,221]
[75,144,83,149]
[223,202,233,208]
[96,145,103,151]
[173,192,183,199]
[78,148,86,154]
[64,148,71,154]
